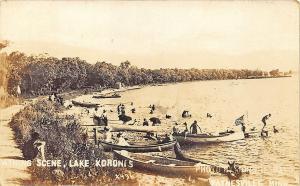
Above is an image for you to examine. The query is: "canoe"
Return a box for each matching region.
[113,150,211,180]
[99,140,176,152]
[109,124,164,132]
[92,94,121,99]
[71,100,100,108]
[173,131,245,144]
[173,142,245,180]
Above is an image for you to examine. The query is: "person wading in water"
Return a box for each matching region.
[235,115,248,137]
[261,113,271,137]
[190,120,202,134]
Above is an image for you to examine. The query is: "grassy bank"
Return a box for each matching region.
[9,99,137,185]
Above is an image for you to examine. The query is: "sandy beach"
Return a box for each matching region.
[62,86,198,185]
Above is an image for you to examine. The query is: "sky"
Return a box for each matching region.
[0,1,299,71]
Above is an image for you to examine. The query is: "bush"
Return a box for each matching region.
[9,100,135,185]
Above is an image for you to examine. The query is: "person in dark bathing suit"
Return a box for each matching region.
[143,118,149,126]
[261,113,271,136]
[273,126,279,133]
[190,120,202,134]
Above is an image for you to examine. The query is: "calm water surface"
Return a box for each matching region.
[79,77,299,185]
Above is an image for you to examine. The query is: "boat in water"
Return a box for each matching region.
[99,140,176,153]
[71,100,100,108]
[113,150,211,181]
[173,131,245,144]
[108,123,164,132]
[173,142,246,180]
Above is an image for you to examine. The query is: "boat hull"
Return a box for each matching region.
[109,124,164,132]
[174,132,245,144]
[71,100,99,108]
[113,150,211,180]
[92,95,121,99]
[99,140,176,153]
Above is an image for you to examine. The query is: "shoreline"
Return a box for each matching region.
[59,75,294,103]
[2,75,297,185]
[13,74,293,103]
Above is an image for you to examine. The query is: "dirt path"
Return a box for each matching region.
[0,105,30,185]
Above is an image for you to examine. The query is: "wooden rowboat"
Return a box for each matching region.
[71,100,100,108]
[99,140,176,153]
[173,142,245,180]
[92,94,121,99]
[109,124,164,132]
[173,131,244,144]
[79,123,166,133]
[113,150,211,181]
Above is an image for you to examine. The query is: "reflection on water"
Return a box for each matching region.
[79,77,299,184]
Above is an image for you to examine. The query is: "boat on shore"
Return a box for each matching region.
[92,94,121,99]
[173,142,245,180]
[99,140,176,152]
[71,100,100,108]
[173,131,244,144]
[113,150,211,181]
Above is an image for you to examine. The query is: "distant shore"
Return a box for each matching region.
[245,75,292,79]
[57,75,293,104]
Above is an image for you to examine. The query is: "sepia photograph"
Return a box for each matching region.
[0,1,299,185]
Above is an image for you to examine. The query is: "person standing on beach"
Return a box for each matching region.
[16,84,21,97]
[190,120,202,134]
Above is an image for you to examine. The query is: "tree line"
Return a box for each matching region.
[0,49,291,97]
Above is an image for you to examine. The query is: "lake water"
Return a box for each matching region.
[77,76,299,185]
